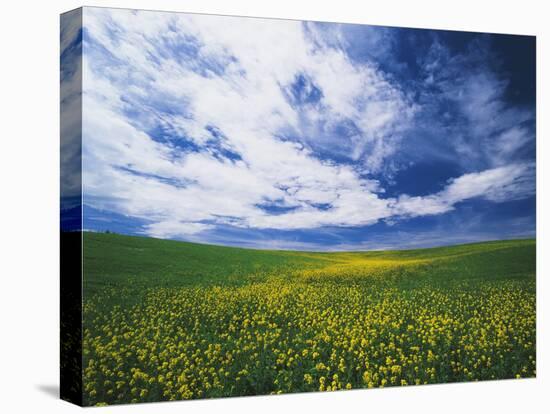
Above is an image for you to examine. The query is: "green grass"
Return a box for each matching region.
[83,232,535,292]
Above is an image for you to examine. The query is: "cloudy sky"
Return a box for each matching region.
[61,7,536,250]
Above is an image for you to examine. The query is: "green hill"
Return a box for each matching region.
[83,232,535,293]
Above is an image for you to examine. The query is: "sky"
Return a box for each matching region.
[61,7,536,251]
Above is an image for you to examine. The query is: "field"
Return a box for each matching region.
[81,233,536,406]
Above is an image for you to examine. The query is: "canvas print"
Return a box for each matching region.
[60,7,536,407]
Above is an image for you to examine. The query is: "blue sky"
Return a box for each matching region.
[62,8,536,250]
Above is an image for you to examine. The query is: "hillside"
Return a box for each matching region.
[82,232,535,293]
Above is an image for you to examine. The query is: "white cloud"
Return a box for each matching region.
[79,8,535,240]
[61,9,83,201]
[443,163,535,203]
[393,163,535,218]
[145,221,214,239]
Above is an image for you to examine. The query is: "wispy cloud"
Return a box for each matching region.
[416,36,535,170]
[71,8,536,249]
[394,163,535,218]
[60,9,83,204]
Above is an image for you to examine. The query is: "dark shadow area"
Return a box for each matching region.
[60,232,83,406]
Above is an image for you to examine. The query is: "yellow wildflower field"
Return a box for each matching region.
[81,233,535,405]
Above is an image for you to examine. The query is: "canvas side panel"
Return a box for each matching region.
[60,7,83,407]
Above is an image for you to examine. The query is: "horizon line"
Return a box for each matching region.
[65,229,536,254]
